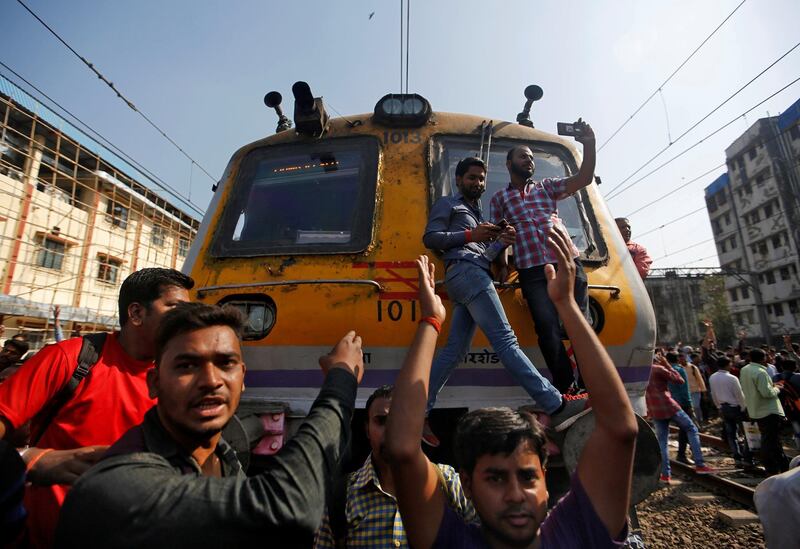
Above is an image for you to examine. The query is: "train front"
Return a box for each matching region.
[183,83,656,425]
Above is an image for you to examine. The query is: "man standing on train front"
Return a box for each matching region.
[489,119,596,393]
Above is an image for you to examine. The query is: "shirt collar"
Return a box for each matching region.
[141,407,243,476]
[351,454,383,491]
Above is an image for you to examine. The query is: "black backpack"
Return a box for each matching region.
[29,333,107,446]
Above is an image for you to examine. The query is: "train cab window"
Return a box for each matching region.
[212,137,379,257]
[429,136,606,262]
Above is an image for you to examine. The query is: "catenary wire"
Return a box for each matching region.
[14,0,218,184]
[597,0,748,152]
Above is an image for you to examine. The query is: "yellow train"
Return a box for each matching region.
[183,83,657,422]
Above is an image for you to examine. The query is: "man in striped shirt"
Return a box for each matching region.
[489,120,595,392]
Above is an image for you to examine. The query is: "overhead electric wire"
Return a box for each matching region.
[14,0,218,184]
[0,62,205,216]
[405,0,410,94]
[622,118,800,219]
[605,41,800,199]
[606,75,800,201]
[597,0,748,152]
[636,206,707,238]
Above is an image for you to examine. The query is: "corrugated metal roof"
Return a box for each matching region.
[777,96,800,131]
[704,172,729,197]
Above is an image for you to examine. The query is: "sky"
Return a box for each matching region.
[1,0,799,269]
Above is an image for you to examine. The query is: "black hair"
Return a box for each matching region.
[365,385,393,419]
[455,157,487,178]
[506,145,533,162]
[716,356,731,369]
[155,302,244,365]
[615,217,630,224]
[3,339,28,356]
[454,407,547,475]
[665,351,679,363]
[118,268,194,327]
[750,348,766,363]
[781,359,797,372]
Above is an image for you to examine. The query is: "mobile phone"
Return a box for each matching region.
[557,122,584,137]
[497,219,509,229]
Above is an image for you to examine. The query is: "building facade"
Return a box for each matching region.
[704,97,800,342]
[0,77,199,348]
[644,268,709,346]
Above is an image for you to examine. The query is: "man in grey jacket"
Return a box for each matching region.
[57,302,365,548]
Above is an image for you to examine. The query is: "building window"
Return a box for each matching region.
[719,240,727,253]
[772,234,783,249]
[746,310,755,324]
[792,264,798,276]
[730,236,737,249]
[774,302,784,316]
[790,125,800,140]
[781,266,791,281]
[106,199,129,229]
[766,271,776,284]
[178,238,189,258]
[707,195,718,213]
[729,288,738,302]
[743,182,752,195]
[712,220,721,235]
[718,191,728,205]
[38,238,65,270]
[748,147,757,161]
[151,226,165,247]
[97,254,122,284]
[764,203,773,218]
[790,300,799,314]
[759,242,768,255]
[741,285,749,299]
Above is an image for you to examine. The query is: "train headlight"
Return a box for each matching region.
[217,295,277,340]
[373,94,431,127]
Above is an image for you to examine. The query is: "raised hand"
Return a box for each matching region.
[471,222,501,243]
[319,330,364,383]
[416,255,446,324]
[574,118,595,145]
[544,224,576,306]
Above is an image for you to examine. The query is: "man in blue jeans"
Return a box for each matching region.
[422,157,588,446]
[489,121,595,393]
[646,354,714,483]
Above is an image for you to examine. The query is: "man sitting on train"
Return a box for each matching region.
[422,156,589,447]
[489,120,596,393]
[384,228,637,548]
[57,302,365,547]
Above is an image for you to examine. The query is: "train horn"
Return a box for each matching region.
[516,85,544,128]
[264,91,292,134]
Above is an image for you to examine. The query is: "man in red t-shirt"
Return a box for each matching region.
[0,268,193,547]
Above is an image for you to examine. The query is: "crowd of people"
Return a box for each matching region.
[0,117,796,548]
[647,322,800,481]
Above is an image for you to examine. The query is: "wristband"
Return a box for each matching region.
[419,317,442,334]
[26,448,53,473]
[464,229,472,243]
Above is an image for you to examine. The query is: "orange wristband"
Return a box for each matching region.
[464,229,472,243]
[419,317,442,334]
[26,448,53,473]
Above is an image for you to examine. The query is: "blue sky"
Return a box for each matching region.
[2,0,799,268]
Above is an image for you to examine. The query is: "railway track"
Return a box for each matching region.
[668,458,756,508]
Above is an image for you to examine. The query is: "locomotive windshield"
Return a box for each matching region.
[429,136,606,262]
[212,137,379,257]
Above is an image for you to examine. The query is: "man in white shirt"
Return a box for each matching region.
[709,356,752,465]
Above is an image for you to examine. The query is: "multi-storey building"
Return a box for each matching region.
[704,97,800,342]
[644,268,709,346]
[0,76,200,348]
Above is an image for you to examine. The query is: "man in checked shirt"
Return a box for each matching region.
[490,120,595,393]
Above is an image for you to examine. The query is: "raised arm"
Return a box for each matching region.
[385,255,449,549]
[564,120,596,195]
[546,225,638,537]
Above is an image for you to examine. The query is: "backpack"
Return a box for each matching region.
[29,333,107,446]
[775,376,800,419]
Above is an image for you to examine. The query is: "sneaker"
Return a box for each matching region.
[422,418,441,448]
[550,393,592,433]
[695,465,716,475]
[659,474,671,483]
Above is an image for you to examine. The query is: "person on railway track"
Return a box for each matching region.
[386,227,637,548]
[489,120,596,394]
[740,348,790,475]
[708,356,753,466]
[422,156,589,447]
[57,302,366,547]
[667,353,698,465]
[646,353,714,482]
